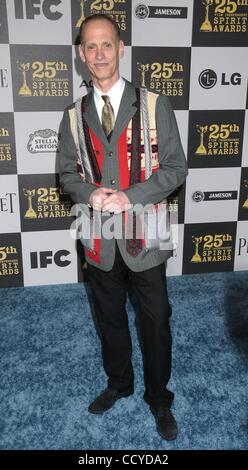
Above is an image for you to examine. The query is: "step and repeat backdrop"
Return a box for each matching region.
[0,0,248,287]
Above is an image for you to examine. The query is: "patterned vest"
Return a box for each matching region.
[67,89,172,262]
[68,88,160,188]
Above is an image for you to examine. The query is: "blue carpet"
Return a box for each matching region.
[0,271,247,450]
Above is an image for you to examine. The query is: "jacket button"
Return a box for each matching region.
[108,151,113,156]
[110,179,115,185]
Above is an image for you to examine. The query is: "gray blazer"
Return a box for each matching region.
[59,80,188,272]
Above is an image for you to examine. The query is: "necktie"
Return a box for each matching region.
[101,95,115,140]
[126,90,142,257]
[126,214,142,257]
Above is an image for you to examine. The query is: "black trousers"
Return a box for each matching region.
[87,245,174,410]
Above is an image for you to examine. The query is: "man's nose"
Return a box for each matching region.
[96,47,104,60]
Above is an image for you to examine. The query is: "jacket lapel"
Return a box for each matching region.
[82,89,107,143]
[110,80,138,143]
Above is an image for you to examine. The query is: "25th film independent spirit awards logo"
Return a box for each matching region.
[18,174,73,232]
[183,222,236,274]
[0,113,17,174]
[10,45,73,111]
[71,0,131,45]
[193,0,248,46]
[132,47,190,110]
[0,234,23,287]
[187,110,245,168]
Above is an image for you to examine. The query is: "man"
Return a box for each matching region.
[59,14,187,441]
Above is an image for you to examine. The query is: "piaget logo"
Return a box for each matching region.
[195,123,240,157]
[0,69,8,88]
[0,246,20,276]
[200,0,248,34]
[0,192,16,213]
[237,236,248,255]
[191,233,233,263]
[17,60,69,98]
[27,129,60,153]
[137,61,184,96]
[23,187,71,219]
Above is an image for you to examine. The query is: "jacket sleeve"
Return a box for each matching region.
[124,95,188,206]
[58,107,96,205]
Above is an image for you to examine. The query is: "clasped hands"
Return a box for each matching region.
[88,187,132,214]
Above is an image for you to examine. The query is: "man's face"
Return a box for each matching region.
[79,19,124,89]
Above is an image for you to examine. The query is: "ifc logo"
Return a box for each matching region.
[199,69,217,89]
[135,4,149,19]
[192,191,205,203]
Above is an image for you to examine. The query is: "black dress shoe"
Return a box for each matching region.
[151,406,178,441]
[88,388,133,415]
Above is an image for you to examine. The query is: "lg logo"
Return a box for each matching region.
[30,250,71,269]
[80,79,93,89]
[14,0,63,20]
[198,69,217,89]
[199,69,241,89]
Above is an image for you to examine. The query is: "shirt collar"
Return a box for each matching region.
[93,77,125,103]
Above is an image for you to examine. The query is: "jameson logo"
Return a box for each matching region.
[195,123,240,157]
[135,4,188,19]
[23,187,71,219]
[138,61,184,96]
[17,60,69,98]
[191,233,233,264]
[0,127,11,162]
[0,246,20,276]
[200,0,248,34]
[27,129,60,153]
[192,190,238,202]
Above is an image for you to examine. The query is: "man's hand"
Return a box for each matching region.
[89,187,117,211]
[101,191,132,214]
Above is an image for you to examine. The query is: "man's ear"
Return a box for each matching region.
[119,40,124,59]
[78,44,85,62]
